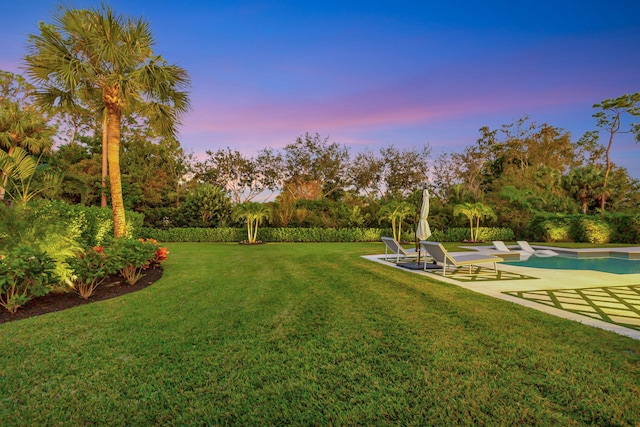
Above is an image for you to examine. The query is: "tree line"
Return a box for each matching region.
[1,4,639,239]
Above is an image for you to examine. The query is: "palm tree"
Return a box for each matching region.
[0,146,60,205]
[378,201,414,242]
[233,203,272,244]
[453,202,496,242]
[565,166,604,214]
[24,5,190,237]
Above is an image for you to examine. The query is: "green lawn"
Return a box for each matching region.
[1,242,639,425]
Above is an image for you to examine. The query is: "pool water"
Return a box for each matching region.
[504,255,640,275]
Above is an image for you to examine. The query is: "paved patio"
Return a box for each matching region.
[363,246,640,341]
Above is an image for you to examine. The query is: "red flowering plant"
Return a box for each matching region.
[139,238,169,267]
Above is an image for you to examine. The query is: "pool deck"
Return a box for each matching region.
[363,245,640,341]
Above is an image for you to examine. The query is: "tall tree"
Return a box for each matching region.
[282,133,350,199]
[380,144,431,197]
[25,4,190,236]
[592,93,640,210]
[564,166,604,214]
[194,148,278,204]
[348,150,385,200]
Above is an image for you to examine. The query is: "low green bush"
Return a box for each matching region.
[105,238,158,285]
[0,245,57,313]
[27,200,143,247]
[603,212,640,244]
[539,219,573,242]
[67,246,117,299]
[571,216,612,244]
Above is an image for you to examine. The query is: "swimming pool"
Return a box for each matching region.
[504,255,640,275]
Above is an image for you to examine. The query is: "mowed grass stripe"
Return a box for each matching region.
[0,243,639,425]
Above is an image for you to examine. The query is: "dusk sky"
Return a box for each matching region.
[2,1,639,177]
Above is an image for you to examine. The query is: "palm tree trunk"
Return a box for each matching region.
[252,219,259,243]
[600,114,620,211]
[469,218,474,241]
[0,173,7,200]
[101,111,108,208]
[106,107,127,237]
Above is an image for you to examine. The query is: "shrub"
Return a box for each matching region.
[603,212,640,244]
[139,238,169,267]
[528,214,573,242]
[572,216,612,244]
[541,220,573,242]
[67,246,117,299]
[105,238,157,285]
[0,202,82,285]
[136,227,397,243]
[0,245,57,313]
[430,227,514,242]
[26,200,144,247]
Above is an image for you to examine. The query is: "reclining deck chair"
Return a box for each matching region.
[420,241,503,276]
[381,236,418,263]
[516,241,558,257]
[491,241,531,260]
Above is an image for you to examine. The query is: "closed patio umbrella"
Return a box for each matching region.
[415,189,432,263]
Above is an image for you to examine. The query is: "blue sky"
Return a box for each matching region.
[2,1,639,177]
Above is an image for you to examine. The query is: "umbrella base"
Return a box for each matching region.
[397,261,441,271]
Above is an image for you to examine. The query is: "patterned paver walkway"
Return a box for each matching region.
[504,285,640,331]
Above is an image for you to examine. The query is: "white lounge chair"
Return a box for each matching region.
[492,241,512,252]
[491,241,532,260]
[516,241,558,257]
[381,236,417,262]
[420,241,503,276]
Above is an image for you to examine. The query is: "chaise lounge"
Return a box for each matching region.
[381,236,418,263]
[491,241,532,260]
[516,241,558,257]
[420,241,503,276]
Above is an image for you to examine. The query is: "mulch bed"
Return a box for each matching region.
[0,266,163,325]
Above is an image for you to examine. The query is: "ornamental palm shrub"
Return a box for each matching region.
[0,245,57,313]
[232,202,272,244]
[378,201,414,242]
[453,202,497,242]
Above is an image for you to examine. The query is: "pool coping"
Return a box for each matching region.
[363,248,640,341]
[468,244,640,260]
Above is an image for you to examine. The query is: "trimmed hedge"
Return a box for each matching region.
[135,227,394,243]
[135,226,516,243]
[430,227,515,242]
